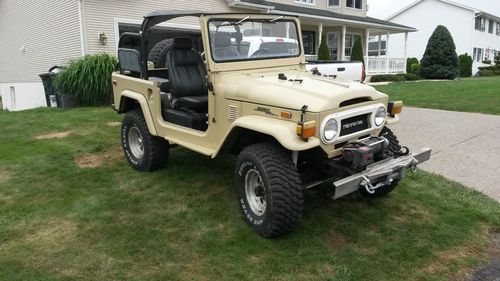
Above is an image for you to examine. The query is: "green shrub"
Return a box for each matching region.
[482,60,492,65]
[54,53,118,106]
[406,57,419,73]
[350,37,364,64]
[317,35,331,61]
[477,69,497,76]
[420,25,458,79]
[398,73,419,81]
[458,53,473,77]
[370,73,419,82]
[370,74,406,83]
[477,65,500,77]
[495,56,500,65]
[410,63,421,75]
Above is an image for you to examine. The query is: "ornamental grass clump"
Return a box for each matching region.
[54,53,118,106]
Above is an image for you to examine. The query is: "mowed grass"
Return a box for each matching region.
[0,108,499,281]
[374,76,500,115]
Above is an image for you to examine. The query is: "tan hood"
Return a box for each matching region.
[216,70,387,112]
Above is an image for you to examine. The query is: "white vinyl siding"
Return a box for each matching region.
[0,0,82,83]
[82,0,238,55]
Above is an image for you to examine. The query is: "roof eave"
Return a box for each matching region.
[276,9,416,32]
[232,0,416,32]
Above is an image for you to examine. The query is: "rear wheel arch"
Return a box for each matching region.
[118,96,139,114]
[117,95,157,136]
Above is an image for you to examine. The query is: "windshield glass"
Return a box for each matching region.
[208,18,300,62]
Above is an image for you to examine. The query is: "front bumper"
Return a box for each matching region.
[331,148,432,199]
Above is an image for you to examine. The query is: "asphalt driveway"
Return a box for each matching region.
[390,107,500,201]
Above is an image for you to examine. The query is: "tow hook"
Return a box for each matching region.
[409,155,418,172]
[360,175,394,194]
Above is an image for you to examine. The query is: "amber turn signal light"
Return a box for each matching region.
[280,111,292,119]
[388,101,403,115]
[296,120,316,139]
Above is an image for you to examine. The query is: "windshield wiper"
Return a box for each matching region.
[235,15,250,25]
[219,16,250,27]
[268,16,284,22]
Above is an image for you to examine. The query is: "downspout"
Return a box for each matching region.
[77,0,86,55]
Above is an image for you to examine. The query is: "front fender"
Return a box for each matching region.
[119,90,158,136]
[214,115,320,156]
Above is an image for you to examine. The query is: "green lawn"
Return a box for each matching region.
[374,76,500,115]
[0,108,499,281]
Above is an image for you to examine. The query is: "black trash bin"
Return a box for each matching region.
[39,66,64,107]
[39,72,55,107]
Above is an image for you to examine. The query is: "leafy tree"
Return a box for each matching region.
[350,36,364,64]
[317,35,331,61]
[406,57,419,73]
[420,25,458,79]
[458,53,473,77]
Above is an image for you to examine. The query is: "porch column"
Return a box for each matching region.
[386,31,390,74]
[364,29,370,66]
[377,35,382,57]
[317,22,323,55]
[340,25,346,61]
[404,32,408,72]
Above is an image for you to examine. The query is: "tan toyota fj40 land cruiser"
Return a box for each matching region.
[112,10,431,237]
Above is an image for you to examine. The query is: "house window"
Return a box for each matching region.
[488,20,494,34]
[473,47,483,62]
[327,32,338,60]
[295,0,315,5]
[368,38,386,56]
[328,0,340,6]
[497,22,500,36]
[346,0,362,9]
[302,30,316,55]
[344,33,362,57]
[475,17,485,31]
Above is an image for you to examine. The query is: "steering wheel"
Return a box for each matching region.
[251,48,271,58]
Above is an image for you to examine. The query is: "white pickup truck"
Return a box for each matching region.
[232,36,365,82]
[234,36,365,82]
[306,60,365,82]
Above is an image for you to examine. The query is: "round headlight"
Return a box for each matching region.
[374,106,386,126]
[323,118,338,142]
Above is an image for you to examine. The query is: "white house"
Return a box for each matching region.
[0,0,414,111]
[384,0,500,74]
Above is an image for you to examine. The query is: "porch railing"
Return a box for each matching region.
[304,55,407,75]
[365,57,406,74]
[305,54,318,61]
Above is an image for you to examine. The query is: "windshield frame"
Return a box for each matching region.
[207,18,302,63]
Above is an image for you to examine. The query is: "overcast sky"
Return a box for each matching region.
[367,0,500,19]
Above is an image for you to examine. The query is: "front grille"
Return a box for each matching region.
[339,114,369,136]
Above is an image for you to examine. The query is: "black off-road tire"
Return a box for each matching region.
[235,143,304,238]
[380,126,402,156]
[361,126,402,198]
[121,109,169,171]
[148,39,173,68]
